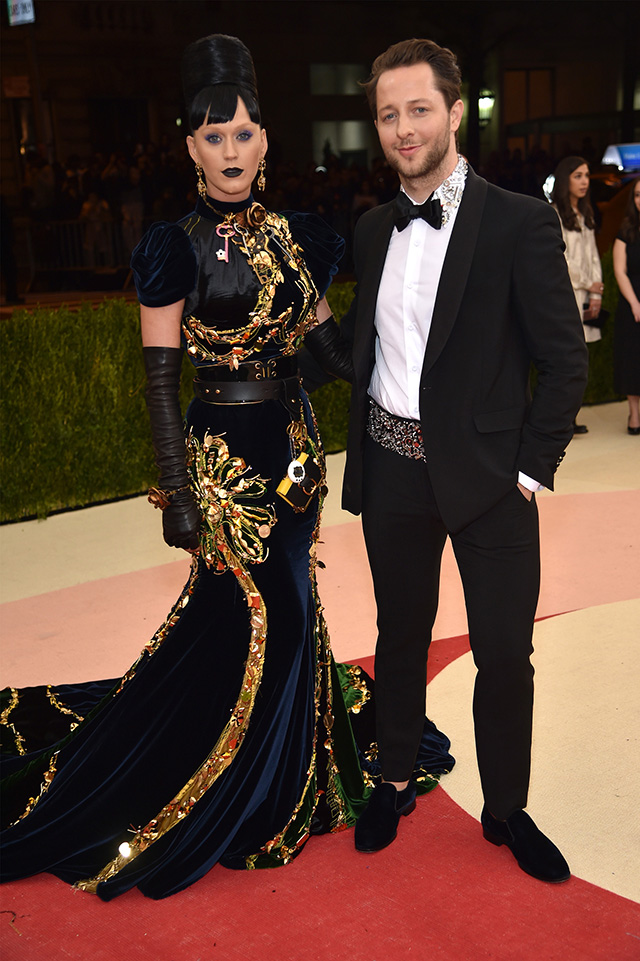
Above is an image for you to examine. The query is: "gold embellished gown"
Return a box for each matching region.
[0,195,454,900]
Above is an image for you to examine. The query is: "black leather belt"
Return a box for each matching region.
[193,357,301,406]
[196,356,298,382]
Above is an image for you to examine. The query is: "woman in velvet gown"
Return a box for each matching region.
[0,35,453,901]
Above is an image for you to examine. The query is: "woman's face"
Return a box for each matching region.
[187,98,267,204]
[634,180,640,212]
[568,163,590,204]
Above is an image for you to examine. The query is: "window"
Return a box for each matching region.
[310,64,367,96]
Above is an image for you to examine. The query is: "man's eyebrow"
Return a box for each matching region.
[378,97,431,111]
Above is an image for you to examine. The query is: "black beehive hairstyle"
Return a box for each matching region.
[181,34,261,131]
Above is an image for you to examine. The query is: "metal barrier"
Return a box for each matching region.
[18,218,147,291]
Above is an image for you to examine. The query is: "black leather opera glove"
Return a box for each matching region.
[143,346,200,550]
[303,316,354,383]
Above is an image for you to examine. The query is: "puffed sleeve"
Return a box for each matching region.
[284,212,345,298]
[130,222,197,307]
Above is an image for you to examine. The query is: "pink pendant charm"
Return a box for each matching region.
[215,223,236,263]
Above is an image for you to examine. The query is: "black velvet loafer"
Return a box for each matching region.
[354,782,417,853]
[481,806,570,882]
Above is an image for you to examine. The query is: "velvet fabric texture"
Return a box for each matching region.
[131,197,344,311]
[1,196,453,901]
[131,222,198,308]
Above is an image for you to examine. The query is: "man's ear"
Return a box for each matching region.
[450,99,464,134]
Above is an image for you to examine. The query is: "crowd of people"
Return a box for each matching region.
[8,131,640,432]
[16,134,616,272]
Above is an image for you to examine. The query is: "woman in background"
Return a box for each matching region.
[552,156,604,434]
[612,178,640,434]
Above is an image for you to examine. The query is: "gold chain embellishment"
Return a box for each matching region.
[182,210,317,367]
[1,688,26,755]
[10,752,60,825]
[341,665,372,715]
[46,686,84,730]
[74,435,273,895]
[245,599,324,869]
[319,614,352,834]
[245,543,354,867]
[74,543,269,893]
[307,400,327,550]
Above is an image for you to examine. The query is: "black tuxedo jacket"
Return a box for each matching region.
[340,168,589,532]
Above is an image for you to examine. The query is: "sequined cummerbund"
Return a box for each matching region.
[366,396,426,462]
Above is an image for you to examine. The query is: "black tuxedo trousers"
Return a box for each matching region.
[361,434,540,820]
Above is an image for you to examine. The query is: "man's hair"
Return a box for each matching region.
[361,38,462,118]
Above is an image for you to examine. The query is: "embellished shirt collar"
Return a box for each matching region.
[433,155,468,226]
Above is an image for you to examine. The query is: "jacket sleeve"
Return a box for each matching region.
[513,203,589,488]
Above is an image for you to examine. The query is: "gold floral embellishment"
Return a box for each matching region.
[187,431,276,572]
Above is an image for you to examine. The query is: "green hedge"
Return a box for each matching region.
[582,249,623,405]
[0,286,353,522]
[0,267,621,523]
[1,300,156,522]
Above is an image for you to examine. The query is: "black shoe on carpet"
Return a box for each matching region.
[354,781,417,853]
[572,422,588,434]
[481,806,570,883]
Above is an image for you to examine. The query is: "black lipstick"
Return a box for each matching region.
[223,168,243,178]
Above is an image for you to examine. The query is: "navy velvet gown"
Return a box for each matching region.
[0,196,454,900]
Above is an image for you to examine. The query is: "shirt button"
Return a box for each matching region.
[407,283,413,290]
[412,365,418,372]
[407,324,414,331]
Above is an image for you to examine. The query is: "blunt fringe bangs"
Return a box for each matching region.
[188,83,261,131]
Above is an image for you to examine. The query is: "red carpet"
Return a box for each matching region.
[1,783,638,961]
[2,633,638,961]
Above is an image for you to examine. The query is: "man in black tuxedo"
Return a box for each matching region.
[338,39,588,882]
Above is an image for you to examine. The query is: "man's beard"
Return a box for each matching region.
[385,124,452,186]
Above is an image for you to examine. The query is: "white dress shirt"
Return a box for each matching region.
[369,192,460,420]
[368,156,542,493]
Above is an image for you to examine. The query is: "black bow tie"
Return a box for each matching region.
[394,191,443,232]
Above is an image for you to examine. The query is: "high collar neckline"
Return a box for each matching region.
[195,193,254,220]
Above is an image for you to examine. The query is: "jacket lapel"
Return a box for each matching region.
[422,167,488,376]
[353,202,395,373]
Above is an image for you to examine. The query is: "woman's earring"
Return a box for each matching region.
[257,159,267,192]
[195,163,207,199]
